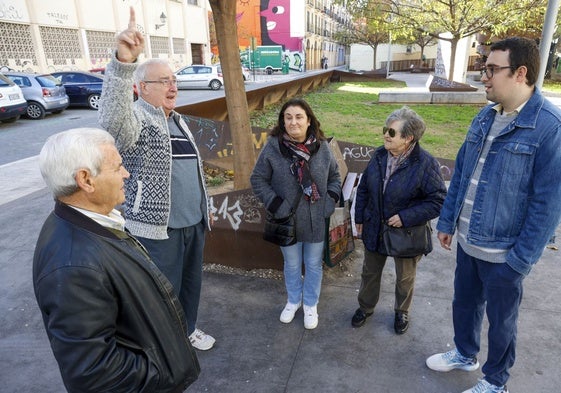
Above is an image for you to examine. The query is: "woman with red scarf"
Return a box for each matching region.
[251,98,341,330]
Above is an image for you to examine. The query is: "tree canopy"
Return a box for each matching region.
[339,0,557,80]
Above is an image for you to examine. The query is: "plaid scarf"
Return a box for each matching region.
[383,142,416,192]
[282,134,321,203]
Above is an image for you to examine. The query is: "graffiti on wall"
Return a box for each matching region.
[210,190,264,231]
[236,0,305,72]
[0,2,24,21]
[183,115,455,233]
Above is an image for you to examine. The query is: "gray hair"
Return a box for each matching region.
[385,106,426,142]
[133,58,172,94]
[39,128,115,199]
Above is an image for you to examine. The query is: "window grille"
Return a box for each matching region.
[39,26,81,67]
[0,22,37,69]
[150,36,170,57]
[173,38,186,54]
[86,30,116,62]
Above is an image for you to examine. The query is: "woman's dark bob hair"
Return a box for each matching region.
[270,98,327,141]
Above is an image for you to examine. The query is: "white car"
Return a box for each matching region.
[0,73,27,123]
[175,65,224,90]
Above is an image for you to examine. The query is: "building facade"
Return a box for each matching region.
[304,0,351,70]
[0,0,211,74]
[234,0,351,72]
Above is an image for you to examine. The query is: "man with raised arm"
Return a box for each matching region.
[99,8,215,351]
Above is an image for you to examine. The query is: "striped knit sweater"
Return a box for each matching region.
[98,54,210,240]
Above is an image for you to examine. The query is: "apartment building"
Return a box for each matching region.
[234,0,352,71]
[0,0,211,74]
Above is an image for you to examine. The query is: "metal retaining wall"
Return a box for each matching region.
[175,72,334,121]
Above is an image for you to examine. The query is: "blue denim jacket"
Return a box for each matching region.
[437,89,561,275]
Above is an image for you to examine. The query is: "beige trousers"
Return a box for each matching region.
[357,248,422,313]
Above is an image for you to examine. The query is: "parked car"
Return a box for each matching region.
[88,68,105,75]
[0,73,27,123]
[175,64,224,90]
[87,68,138,100]
[51,71,103,110]
[3,72,68,120]
[215,63,250,81]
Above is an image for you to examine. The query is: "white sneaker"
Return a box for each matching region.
[426,348,479,372]
[462,379,509,393]
[280,301,301,323]
[303,304,318,329]
[189,328,215,351]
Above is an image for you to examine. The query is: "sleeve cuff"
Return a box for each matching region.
[327,190,340,203]
[267,196,283,213]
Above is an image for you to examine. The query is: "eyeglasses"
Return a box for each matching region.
[382,127,397,137]
[480,65,516,79]
[142,79,178,87]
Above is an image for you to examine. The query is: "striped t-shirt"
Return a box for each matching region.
[456,110,518,263]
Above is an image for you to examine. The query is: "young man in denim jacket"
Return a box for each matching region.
[426,37,561,393]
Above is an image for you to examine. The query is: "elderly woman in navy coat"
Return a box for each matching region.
[351,106,446,334]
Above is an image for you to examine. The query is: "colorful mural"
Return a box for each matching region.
[236,0,305,72]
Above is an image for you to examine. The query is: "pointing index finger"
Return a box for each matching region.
[128,7,136,30]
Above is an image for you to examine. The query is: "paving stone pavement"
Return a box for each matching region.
[1,72,560,392]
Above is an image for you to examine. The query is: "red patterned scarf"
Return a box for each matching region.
[282,134,320,203]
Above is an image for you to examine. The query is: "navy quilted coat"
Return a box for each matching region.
[354,143,447,253]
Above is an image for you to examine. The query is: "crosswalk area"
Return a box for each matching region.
[0,156,44,206]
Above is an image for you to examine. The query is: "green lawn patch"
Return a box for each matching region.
[250,81,483,160]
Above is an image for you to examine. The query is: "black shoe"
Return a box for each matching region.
[351,308,373,328]
[394,312,409,334]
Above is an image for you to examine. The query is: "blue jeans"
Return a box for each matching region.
[137,221,206,336]
[280,241,324,307]
[453,244,524,386]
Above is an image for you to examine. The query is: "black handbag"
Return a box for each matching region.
[379,221,433,257]
[262,191,302,247]
[263,212,297,246]
[377,164,432,258]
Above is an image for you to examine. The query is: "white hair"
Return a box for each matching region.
[133,58,172,95]
[39,128,115,198]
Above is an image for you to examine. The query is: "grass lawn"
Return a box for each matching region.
[543,79,561,94]
[251,78,561,161]
[250,80,482,161]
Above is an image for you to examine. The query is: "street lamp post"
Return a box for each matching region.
[155,12,167,30]
[536,0,560,89]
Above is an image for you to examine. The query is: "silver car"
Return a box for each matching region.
[4,72,69,119]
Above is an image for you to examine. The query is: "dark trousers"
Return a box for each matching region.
[358,248,421,313]
[138,221,206,336]
[453,245,524,386]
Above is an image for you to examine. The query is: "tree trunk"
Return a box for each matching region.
[448,38,458,81]
[371,43,378,70]
[209,0,256,190]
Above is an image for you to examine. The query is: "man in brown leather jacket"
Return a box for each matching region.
[33,127,199,392]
